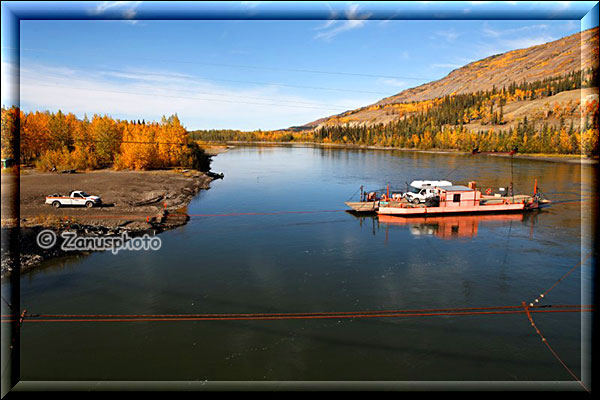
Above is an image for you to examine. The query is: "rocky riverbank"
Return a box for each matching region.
[1,224,157,277]
[1,169,223,278]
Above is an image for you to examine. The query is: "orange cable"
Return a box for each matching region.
[530,253,593,307]
[521,302,590,393]
[2,306,591,323]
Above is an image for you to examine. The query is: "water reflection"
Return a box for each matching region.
[351,211,542,240]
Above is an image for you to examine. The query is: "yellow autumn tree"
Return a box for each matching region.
[156,114,189,167]
[558,128,572,153]
[21,110,51,163]
[419,131,434,149]
[116,123,157,170]
[90,115,122,165]
[581,128,598,156]
[69,115,100,170]
[410,134,420,148]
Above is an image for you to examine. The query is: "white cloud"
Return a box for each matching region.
[482,23,550,38]
[96,68,195,84]
[473,33,557,60]
[314,19,337,30]
[477,23,557,57]
[376,78,407,88]
[14,62,373,130]
[90,1,142,19]
[240,1,264,17]
[314,4,372,41]
[555,1,572,9]
[378,12,401,27]
[1,61,19,107]
[434,28,460,42]
[240,1,262,8]
[499,36,556,50]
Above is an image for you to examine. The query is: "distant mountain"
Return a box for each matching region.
[302,27,598,130]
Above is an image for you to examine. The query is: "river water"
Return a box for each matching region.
[10,145,597,385]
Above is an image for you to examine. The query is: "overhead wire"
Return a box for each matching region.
[1,304,592,323]
[93,68,399,95]
[13,46,436,81]
[19,80,352,112]
[34,137,211,146]
[19,73,362,110]
[12,47,432,97]
[135,57,436,81]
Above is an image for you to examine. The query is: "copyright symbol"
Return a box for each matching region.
[36,229,57,249]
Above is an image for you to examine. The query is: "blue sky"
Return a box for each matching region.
[1,1,598,130]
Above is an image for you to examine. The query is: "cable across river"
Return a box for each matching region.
[2,304,592,323]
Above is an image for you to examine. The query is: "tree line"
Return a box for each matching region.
[1,109,210,171]
[191,68,599,156]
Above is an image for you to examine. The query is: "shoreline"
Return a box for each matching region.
[1,168,223,278]
[213,140,598,165]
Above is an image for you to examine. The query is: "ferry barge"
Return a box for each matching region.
[346,180,550,216]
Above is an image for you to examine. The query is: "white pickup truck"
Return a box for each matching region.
[46,190,102,208]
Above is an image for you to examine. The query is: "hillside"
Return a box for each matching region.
[192,27,599,156]
[303,27,598,130]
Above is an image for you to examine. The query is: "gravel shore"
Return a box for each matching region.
[1,168,221,278]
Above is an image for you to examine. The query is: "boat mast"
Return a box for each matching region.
[509,147,516,203]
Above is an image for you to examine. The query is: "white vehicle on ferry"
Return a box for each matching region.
[402,180,452,204]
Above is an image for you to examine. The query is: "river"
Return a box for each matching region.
[8,145,597,386]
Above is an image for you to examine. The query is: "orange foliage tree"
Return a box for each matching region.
[0,107,209,171]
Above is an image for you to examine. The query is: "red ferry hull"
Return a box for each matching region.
[377,202,527,216]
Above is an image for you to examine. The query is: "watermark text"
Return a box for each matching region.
[36,229,161,254]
